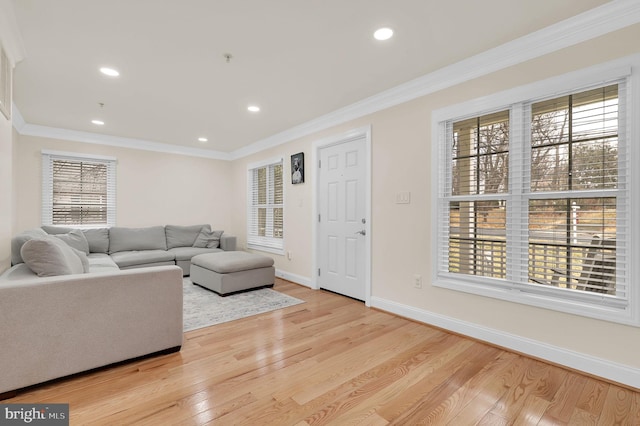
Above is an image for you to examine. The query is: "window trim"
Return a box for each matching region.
[431,55,640,326]
[246,157,285,255]
[42,150,117,228]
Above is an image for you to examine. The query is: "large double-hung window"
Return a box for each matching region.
[42,151,117,227]
[434,59,638,325]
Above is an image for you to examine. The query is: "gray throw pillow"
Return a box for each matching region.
[52,230,90,254]
[192,229,224,249]
[20,237,85,276]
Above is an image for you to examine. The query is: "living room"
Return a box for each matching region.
[1,0,640,423]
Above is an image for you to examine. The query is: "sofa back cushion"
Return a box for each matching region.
[11,228,48,265]
[165,224,210,249]
[109,226,167,254]
[82,228,110,253]
[20,237,85,276]
[42,226,110,254]
[50,230,90,254]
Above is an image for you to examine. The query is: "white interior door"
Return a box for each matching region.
[317,135,367,301]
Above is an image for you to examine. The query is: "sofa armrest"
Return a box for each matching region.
[221,234,236,251]
[0,265,184,394]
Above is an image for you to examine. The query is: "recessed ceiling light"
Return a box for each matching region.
[99,67,120,77]
[247,105,260,112]
[91,119,105,125]
[198,137,208,142]
[374,27,393,41]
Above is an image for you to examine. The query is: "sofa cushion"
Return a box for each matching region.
[193,229,224,249]
[87,253,120,273]
[109,250,175,268]
[168,246,222,261]
[165,224,210,249]
[41,225,73,235]
[109,226,167,254]
[82,228,110,253]
[20,237,85,276]
[42,226,110,254]
[0,263,37,281]
[191,251,274,273]
[51,230,90,254]
[11,228,48,265]
[72,248,91,273]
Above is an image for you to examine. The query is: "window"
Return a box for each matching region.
[434,59,638,325]
[247,158,284,253]
[42,151,116,227]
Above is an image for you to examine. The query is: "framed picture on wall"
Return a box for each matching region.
[291,152,304,184]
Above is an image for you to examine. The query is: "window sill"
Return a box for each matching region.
[433,274,637,327]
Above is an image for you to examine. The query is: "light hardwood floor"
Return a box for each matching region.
[6,279,640,425]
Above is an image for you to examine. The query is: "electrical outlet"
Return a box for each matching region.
[287,251,292,260]
[413,274,422,289]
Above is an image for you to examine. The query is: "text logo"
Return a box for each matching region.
[0,404,68,425]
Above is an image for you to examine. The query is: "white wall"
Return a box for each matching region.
[14,135,234,232]
[229,24,640,385]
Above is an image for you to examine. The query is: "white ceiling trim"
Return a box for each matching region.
[16,120,232,161]
[230,0,640,160]
[11,0,640,162]
[11,101,25,132]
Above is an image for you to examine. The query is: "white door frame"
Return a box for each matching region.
[312,125,372,306]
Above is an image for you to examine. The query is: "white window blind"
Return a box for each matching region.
[435,65,635,325]
[247,159,284,253]
[42,151,116,227]
[525,84,625,298]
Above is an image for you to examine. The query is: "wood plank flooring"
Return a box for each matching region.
[6,279,640,425]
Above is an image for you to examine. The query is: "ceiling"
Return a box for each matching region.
[10,0,613,155]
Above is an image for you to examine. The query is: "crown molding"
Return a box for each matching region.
[0,0,26,65]
[15,120,232,161]
[11,0,640,161]
[231,0,640,160]
[11,101,25,132]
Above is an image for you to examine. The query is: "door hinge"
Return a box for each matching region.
[318,159,321,168]
[318,214,321,222]
[318,268,321,277]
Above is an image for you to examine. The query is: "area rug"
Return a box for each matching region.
[182,278,304,332]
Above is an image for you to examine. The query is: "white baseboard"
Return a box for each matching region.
[371,296,640,389]
[275,269,312,288]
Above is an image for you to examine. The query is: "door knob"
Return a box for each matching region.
[355,230,366,236]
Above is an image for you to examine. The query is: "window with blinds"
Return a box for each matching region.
[434,62,636,325]
[449,111,509,279]
[42,152,116,227]
[247,159,284,252]
[527,85,622,296]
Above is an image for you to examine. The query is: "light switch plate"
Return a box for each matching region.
[396,191,411,204]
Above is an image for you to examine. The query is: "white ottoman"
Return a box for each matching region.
[190,251,275,296]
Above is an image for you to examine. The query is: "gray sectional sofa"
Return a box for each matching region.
[0,224,235,396]
[39,224,236,276]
